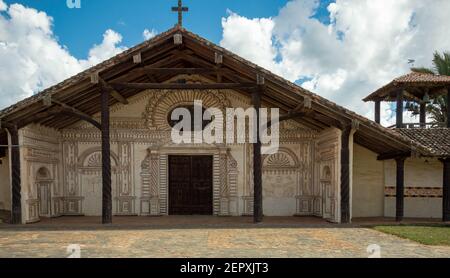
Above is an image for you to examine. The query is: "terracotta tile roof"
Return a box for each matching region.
[364,72,450,102]
[395,72,450,83]
[395,128,450,157]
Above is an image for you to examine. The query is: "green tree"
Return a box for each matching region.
[408,51,449,125]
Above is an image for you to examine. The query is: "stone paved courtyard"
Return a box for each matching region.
[0,217,449,258]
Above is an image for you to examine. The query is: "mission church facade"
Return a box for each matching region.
[0,24,449,224]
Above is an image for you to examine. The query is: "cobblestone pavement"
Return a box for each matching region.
[0,217,449,258]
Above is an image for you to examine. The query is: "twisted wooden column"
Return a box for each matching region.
[252,86,263,223]
[101,89,112,224]
[340,126,351,223]
[8,125,22,224]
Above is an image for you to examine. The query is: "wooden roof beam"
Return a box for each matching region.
[42,95,96,122]
[134,67,215,75]
[108,82,257,90]
[91,73,129,105]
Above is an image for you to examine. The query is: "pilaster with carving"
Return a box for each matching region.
[218,149,239,216]
[116,142,136,215]
[140,147,161,216]
[242,143,254,215]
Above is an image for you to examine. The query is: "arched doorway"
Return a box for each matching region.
[36,167,52,217]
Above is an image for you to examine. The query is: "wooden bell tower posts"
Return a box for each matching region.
[396,89,404,128]
[374,101,381,124]
[395,157,406,222]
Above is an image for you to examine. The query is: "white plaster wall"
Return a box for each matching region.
[384,197,442,218]
[352,144,384,218]
[0,152,11,211]
[384,158,443,218]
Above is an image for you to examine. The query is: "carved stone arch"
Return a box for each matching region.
[263,147,300,171]
[78,147,119,170]
[143,89,230,131]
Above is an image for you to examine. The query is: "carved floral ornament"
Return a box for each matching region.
[142,89,231,131]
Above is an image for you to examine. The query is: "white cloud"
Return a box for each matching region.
[220,0,450,125]
[0,0,7,11]
[143,28,158,40]
[80,29,127,67]
[220,11,281,76]
[0,2,127,109]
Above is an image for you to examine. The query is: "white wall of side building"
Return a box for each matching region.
[352,144,384,218]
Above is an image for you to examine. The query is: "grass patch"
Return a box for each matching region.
[373,225,450,246]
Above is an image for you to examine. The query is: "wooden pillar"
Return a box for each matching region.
[419,102,426,128]
[101,89,112,224]
[396,89,404,128]
[7,126,22,224]
[375,101,381,124]
[442,158,450,222]
[395,157,406,221]
[340,126,351,223]
[447,88,450,128]
[252,82,263,223]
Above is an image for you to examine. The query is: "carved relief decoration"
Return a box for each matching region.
[140,148,161,215]
[263,148,300,173]
[262,147,301,214]
[143,89,231,131]
[314,129,340,222]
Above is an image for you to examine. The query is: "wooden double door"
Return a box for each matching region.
[169,155,213,215]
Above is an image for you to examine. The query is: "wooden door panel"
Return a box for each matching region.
[169,156,213,215]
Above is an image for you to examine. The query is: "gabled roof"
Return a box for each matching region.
[0,26,435,158]
[364,72,450,102]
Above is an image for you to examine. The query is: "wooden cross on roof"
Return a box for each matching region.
[172,0,189,27]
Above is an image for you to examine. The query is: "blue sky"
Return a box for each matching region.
[4,0,333,59]
[3,0,447,125]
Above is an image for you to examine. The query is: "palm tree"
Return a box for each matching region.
[408,51,450,126]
